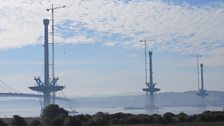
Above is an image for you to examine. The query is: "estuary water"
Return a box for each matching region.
[1,91,224,117]
[71,106,223,116]
[0,103,223,118]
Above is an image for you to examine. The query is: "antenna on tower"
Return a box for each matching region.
[46,4,66,104]
[140,39,147,87]
[196,54,202,91]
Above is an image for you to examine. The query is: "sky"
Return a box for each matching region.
[0,0,223,97]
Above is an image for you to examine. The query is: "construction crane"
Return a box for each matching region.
[46,4,66,104]
[140,39,148,87]
[140,39,160,110]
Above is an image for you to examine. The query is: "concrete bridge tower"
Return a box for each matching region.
[197,64,208,97]
[142,51,160,109]
[197,64,208,107]
[29,19,64,107]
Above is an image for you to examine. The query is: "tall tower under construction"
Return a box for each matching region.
[142,51,160,109]
[197,64,208,107]
[29,19,64,107]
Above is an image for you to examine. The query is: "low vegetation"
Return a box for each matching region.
[1,104,224,126]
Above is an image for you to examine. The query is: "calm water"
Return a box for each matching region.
[0,97,223,117]
[0,105,223,117]
[76,106,223,115]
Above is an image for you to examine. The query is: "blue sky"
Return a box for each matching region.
[0,0,223,97]
[163,0,224,6]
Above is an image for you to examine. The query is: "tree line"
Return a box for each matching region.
[1,104,224,126]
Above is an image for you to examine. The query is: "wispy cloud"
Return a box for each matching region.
[104,42,116,47]
[0,0,223,65]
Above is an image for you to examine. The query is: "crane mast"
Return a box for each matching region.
[46,4,66,104]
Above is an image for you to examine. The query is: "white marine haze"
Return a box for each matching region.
[0,0,223,96]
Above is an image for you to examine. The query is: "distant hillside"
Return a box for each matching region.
[70,91,224,108]
[0,91,223,109]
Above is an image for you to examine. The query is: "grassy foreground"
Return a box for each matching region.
[1,118,224,126]
[112,121,224,126]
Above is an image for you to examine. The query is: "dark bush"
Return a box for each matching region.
[63,116,82,126]
[110,112,132,119]
[29,120,42,126]
[126,115,141,124]
[110,118,127,125]
[93,112,110,126]
[42,104,68,125]
[110,118,119,124]
[199,111,224,122]
[214,112,224,121]
[11,115,28,126]
[199,111,212,122]
[177,112,188,122]
[76,114,91,123]
[109,112,133,125]
[163,112,176,123]
[152,114,162,123]
[138,114,153,124]
[86,119,97,126]
[51,117,64,126]
[0,119,8,126]
[188,114,197,122]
